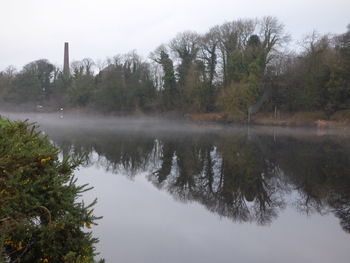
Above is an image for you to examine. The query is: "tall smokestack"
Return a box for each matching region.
[63,42,69,76]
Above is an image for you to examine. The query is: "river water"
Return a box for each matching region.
[3,113,350,263]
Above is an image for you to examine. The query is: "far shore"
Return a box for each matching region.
[1,106,350,131]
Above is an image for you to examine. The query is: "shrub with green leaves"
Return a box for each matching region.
[0,120,103,262]
[0,119,9,127]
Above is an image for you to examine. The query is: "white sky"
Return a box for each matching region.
[0,0,349,71]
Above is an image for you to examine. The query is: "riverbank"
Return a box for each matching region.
[185,110,350,128]
[0,118,103,262]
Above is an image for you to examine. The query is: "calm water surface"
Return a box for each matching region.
[3,113,350,263]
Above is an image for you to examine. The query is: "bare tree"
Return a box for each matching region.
[169,31,200,62]
[199,27,219,88]
[217,19,256,86]
[259,16,290,69]
[168,31,200,91]
[82,58,95,76]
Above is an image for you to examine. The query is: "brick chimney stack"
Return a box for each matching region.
[63,42,69,76]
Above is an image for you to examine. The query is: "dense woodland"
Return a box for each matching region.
[0,17,349,120]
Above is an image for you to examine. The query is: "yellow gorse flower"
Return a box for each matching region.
[0,189,8,195]
[40,157,51,164]
[4,239,23,250]
[22,179,30,185]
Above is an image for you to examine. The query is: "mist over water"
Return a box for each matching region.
[2,110,350,137]
[1,111,223,134]
[2,111,350,263]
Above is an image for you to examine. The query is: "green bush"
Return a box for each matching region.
[0,118,9,127]
[216,81,256,121]
[0,120,103,262]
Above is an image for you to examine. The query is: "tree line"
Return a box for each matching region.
[0,17,349,119]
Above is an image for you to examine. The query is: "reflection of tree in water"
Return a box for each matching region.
[92,134,157,177]
[332,195,350,233]
[271,136,350,233]
[51,131,96,166]
[150,135,285,225]
[48,127,350,231]
[49,129,158,177]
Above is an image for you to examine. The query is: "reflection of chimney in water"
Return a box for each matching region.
[63,42,69,76]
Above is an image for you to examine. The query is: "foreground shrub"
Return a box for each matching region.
[0,120,103,262]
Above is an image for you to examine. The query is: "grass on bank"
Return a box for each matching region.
[184,110,350,127]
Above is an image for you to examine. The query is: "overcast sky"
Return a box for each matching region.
[0,0,349,71]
